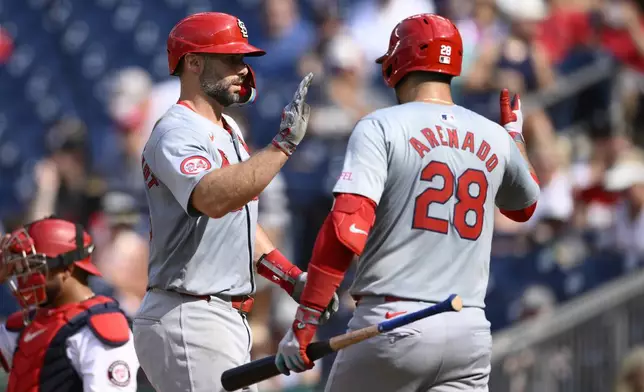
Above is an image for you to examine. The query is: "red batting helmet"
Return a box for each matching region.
[1,217,100,312]
[376,14,463,88]
[167,12,266,104]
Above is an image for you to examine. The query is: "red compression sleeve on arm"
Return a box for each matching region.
[299,193,376,312]
[499,172,540,222]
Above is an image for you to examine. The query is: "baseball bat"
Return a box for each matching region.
[221,294,463,391]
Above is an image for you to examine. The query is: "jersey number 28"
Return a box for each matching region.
[412,161,488,240]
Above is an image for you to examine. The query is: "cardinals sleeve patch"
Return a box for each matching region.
[108,360,131,387]
[180,155,212,175]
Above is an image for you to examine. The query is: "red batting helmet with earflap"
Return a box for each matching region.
[167,12,266,105]
[376,14,463,88]
[1,217,99,313]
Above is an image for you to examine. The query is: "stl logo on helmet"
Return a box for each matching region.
[237,19,248,38]
[180,156,212,175]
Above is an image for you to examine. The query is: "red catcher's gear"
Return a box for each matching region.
[4,296,130,392]
[376,14,463,88]
[1,217,100,312]
[167,12,265,104]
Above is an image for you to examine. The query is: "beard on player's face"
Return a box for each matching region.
[199,57,244,107]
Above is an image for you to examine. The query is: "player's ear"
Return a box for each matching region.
[184,53,205,76]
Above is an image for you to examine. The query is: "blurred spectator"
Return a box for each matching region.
[105,67,179,203]
[92,191,148,317]
[453,0,507,99]
[253,0,315,78]
[515,284,557,322]
[0,25,13,64]
[601,0,644,148]
[309,34,393,138]
[616,345,644,392]
[347,0,435,66]
[463,0,557,150]
[601,150,644,270]
[28,117,105,227]
[495,136,574,234]
[247,0,316,148]
[108,67,180,155]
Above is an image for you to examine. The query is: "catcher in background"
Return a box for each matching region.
[275,13,540,391]
[0,217,139,391]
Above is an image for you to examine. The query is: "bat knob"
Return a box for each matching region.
[448,294,463,312]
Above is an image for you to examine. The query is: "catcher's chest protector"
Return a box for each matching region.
[5,296,129,392]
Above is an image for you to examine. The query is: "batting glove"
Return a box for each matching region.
[275,306,320,375]
[272,73,313,156]
[291,272,340,325]
[499,89,524,143]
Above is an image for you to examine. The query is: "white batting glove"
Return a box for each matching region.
[272,73,313,156]
[499,89,524,142]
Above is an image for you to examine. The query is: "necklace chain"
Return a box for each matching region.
[421,98,454,105]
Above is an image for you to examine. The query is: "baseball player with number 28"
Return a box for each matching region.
[275,14,541,391]
[132,12,339,392]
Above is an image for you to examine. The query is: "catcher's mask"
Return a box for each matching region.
[1,217,98,323]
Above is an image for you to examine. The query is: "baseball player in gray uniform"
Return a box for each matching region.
[132,12,338,392]
[274,14,541,391]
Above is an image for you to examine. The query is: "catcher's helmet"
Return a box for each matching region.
[376,14,463,88]
[167,12,266,104]
[1,217,99,311]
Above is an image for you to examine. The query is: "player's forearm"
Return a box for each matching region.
[193,145,288,218]
[514,140,538,179]
[255,224,304,295]
[254,225,276,263]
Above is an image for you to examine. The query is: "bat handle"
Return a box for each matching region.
[220,341,334,391]
[307,340,335,361]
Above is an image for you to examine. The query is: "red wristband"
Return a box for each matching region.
[256,249,302,294]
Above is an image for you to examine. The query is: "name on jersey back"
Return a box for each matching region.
[409,126,499,173]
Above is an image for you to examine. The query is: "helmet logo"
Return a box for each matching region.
[237,19,248,38]
[439,45,452,65]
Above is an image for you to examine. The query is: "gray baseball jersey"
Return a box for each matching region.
[334,102,539,308]
[141,104,258,296]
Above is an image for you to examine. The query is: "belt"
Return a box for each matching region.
[352,295,418,305]
[147,288,254,315]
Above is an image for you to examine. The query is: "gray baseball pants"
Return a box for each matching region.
[324,297,492,392]
[132,289,256,392]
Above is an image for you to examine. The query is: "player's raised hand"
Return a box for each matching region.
[272,72,314,156]
[499,89,523,139]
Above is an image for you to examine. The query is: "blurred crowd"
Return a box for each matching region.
[3,0,644,390]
